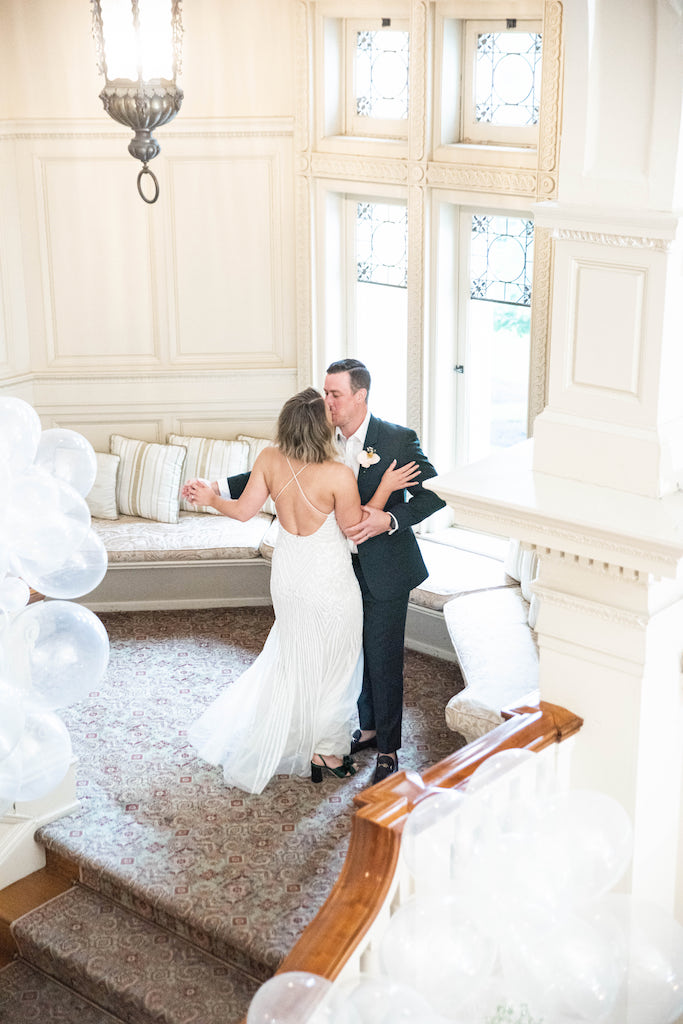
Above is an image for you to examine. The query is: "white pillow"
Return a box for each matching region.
[167,434,250,514]
[86,452,120,520]
[110,435,187,524]
[237,434,277,516]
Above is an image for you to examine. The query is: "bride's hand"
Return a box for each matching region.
[380,459,420,491]
[182,479,215,507]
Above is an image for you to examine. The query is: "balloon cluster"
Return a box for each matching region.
[0,397,109,812]
[247,751,683,1024]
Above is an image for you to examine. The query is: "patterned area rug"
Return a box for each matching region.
[4,607,464,1020]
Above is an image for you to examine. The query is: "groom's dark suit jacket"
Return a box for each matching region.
[228,415,446,601]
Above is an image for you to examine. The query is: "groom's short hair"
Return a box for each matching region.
[326,358,371,398]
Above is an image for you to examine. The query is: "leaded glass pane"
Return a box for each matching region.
[355,30,409,120]
[357,202,408,288]
[475,32,542,127]
[470,215,534,306]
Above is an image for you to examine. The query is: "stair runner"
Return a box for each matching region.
[1,883,261,1024]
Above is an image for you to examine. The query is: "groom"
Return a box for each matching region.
[322,359,446,784]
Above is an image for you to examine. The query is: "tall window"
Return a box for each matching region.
[431,205,534,471]
[467,214,534,461]
[353,200,408,423]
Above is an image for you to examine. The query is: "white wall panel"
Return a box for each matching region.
[36,155,158,368]
[571,261,644,396]
[165,130,295,368]
[169,153,288,364]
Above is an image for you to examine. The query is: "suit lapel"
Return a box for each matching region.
[357,416,383,502]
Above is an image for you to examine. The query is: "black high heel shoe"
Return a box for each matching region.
[310,754,356,783]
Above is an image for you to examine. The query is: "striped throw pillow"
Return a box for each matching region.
[237,434,277,516]
[167,434,250,514]
[110,435,187,523]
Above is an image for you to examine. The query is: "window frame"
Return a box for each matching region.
[461,19,543,147]
[344,19,411,140]
[313,1,411,156]
[428,193,535,471]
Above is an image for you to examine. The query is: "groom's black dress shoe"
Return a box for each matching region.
[350,729,378,755]
[372,753,398,785]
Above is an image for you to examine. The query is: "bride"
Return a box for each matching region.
[182,388,418,795]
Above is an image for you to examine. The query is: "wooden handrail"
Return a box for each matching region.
[273,700,582,985]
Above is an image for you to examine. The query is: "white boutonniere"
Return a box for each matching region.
[357,446,380,468]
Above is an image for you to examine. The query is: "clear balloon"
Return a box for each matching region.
[0,676,26,761]
[247,972,333,1024]
[534,789,634,905]
[500,906,626,1022]
[596,894,683,1024]
[0,397,41,473]
[6,600,109,709]
[329,974,433,1024]
[34,428,98,498]
[9,705,73,802]
[0,576,30,614]
[0,747,22,815]
[400,787,465,888]
[21,527,108,600]
[5,469,91,577]
[466,748,539,798]
[378,895,497,1016]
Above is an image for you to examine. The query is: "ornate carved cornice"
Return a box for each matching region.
[310,152,408,184]
[553,228,673,252]
[533,584,648,629]
[427,161,537,195]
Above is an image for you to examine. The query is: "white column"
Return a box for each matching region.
[430,0,683,916]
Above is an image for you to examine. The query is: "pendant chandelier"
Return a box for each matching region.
[91,0,184,204]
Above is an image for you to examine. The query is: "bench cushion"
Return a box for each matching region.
[410,538,516,612]
[444,586,539,742]
[91,511,274,563]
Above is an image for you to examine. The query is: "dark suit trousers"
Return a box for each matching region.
[352,555,409,754]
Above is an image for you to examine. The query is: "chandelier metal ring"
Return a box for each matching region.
[137,165,160,205]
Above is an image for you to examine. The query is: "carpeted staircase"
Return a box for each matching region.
[0,607,464,1023]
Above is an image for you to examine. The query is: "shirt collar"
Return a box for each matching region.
[337,408,371,448]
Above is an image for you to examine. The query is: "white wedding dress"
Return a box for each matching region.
[188,465,363,795]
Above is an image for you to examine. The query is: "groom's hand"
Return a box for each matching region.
[346,506,392,544]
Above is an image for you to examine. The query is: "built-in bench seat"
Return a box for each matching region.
[82,511,520,669]
[81,431,541,741]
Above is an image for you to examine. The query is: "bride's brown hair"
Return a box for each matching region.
[276,387,338,464]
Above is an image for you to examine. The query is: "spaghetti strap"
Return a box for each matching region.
[273,458,327,517]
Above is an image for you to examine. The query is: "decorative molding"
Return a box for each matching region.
[553,228,673,252]
[409,1,428,164]
[295,173,314,388]
[528,225,552,430]
[295,2,312,157]
[406,184,425,430]
[311,152,408,183]
[295,1,314,386]
[433,499,680,578]
[0,116,294,143]
[536,0,563,199]
[427,161,537,195]
[533,584,648,630]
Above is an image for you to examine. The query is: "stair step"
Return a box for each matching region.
[10,884,261,1024]
[0,959,123,1023]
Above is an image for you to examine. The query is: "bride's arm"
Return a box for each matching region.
[183,452,271,521]
[365,460,420,509]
